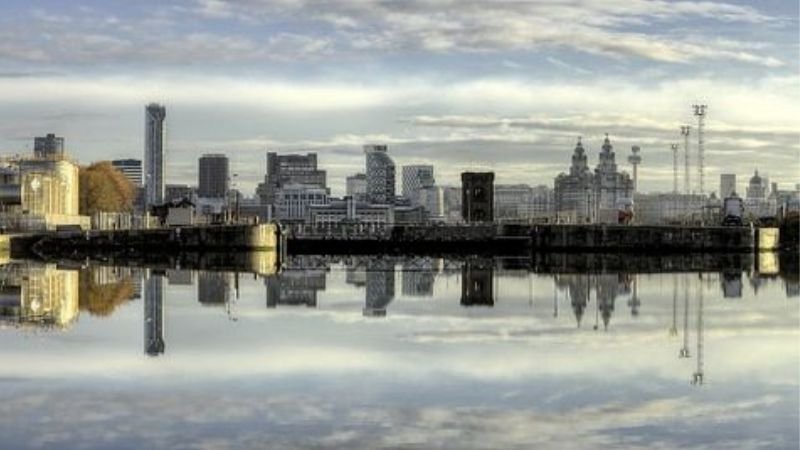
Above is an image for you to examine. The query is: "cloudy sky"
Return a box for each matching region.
[0,0,797,196]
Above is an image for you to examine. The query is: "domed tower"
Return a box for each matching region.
[569,137,589,177]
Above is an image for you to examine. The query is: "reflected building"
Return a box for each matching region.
[364,260,395,316]
[401,262,435,297]
[198,271,231,306]
[346,266,367,287]
[266,270,326,308]
[595,274,619,330]
[167,270,194,285]
[144,271,165,356]
[0,263,79,329]
[460,259,494,307]
[721,270,743,298]
[555,274,589,327]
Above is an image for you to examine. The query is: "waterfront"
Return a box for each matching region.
[0,255,798,449]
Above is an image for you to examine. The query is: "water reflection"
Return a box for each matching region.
[0,262,79,329]
[144,271,165,356]
[1,253,798,367]
[0,253,797,449]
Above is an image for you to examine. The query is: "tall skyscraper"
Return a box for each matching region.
[111,159,143,186]
[256,152,326,205]
[198,154,229,198]
[144,103,166,207]
[720,174,736,198]
[364,144,395,205]
[402,165,435,205]
[33,133,65,160]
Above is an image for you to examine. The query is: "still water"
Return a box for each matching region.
[1,254,798,449]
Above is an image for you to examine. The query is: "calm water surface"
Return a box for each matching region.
[1,254,798,449]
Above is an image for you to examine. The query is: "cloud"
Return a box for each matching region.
[179,0,788,67]
[0,1,790,67]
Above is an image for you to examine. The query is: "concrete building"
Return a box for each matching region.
[365,145,395,205]
[634,192,708,224]
[308,197,393,226]
[257,153,326,205]
[720,174,737,198]
[554,136,633,223]
[198,154,229,199]
[346,173,367,202]
[274,183,329,222]
[33,134,65,160]
[165,184,195,203]
[144,103,166,207]
[418,185,444,220]
[402,165,435,206]
[111,159,143,186]
[442,185,462,223]
[461,172,494,223]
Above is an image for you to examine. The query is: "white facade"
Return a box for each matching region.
[308,198,394,226]
[274,184,329,221]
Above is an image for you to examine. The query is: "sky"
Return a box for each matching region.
[0,0,797,196]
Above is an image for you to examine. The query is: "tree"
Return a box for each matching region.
[79,161,136,215]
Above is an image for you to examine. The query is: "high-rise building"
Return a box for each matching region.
[346,173,367,202]
[401,165,435,205]
[256,153,326,205]
[111,159,143,186]
[198,154,229,199]
[364,145,395,205]
[33,133,65,160]
[144,103,166,207]
[720,174,736,198]
[461,172,494,223]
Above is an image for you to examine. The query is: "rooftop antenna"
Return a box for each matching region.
[680,125,691,196]
[628,146,642,193]
[693,104,707,197]
[670,143,679,194]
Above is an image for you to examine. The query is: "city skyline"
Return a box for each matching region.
[0,1,797,196]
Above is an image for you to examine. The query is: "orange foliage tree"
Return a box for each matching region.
[79,161,136,215]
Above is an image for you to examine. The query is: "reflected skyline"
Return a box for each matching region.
[0,254,797,449]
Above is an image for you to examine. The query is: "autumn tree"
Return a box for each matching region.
[79,161,136,215]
